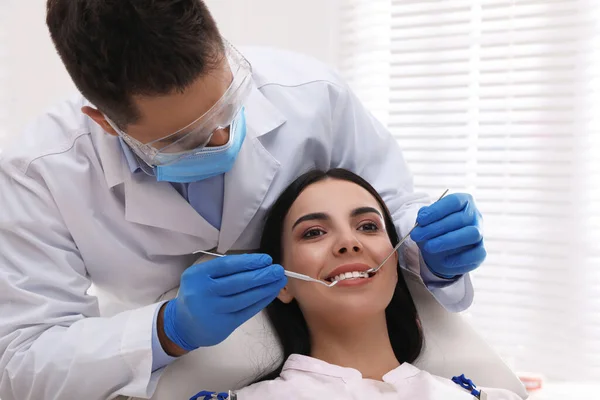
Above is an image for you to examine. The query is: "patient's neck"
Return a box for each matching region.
[309,312,400,381]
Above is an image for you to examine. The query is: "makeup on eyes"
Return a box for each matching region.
[293,207,384,231]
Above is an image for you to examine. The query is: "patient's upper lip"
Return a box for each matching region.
[323,263,371,280]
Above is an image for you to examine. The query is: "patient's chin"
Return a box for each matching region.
[307,292,391,326]
[295,272,395,326]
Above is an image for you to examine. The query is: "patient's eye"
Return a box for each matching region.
[358,222,379,232]
[303,228,325,239]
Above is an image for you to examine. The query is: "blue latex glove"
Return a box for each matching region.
[163,254,287,351]
[190,391,229,400]
[410,193,486,279]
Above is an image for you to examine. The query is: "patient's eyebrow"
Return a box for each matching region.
[351,207,382,218]
[292,212,330,229]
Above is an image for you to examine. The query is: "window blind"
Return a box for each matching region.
[0,1,8,150]
[339,0,600,381]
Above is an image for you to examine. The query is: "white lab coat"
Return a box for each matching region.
[0,47,473,400]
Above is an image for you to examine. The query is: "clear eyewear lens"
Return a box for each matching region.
[152,71,252,159]
[120,41,252,166]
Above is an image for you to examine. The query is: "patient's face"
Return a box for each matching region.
[279,178,399,324]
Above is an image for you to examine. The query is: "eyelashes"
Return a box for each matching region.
[302,227,325,239]
[301,220,382,240]
[358,222,379,232]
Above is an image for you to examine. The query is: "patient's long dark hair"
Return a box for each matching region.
[256,168,423,382]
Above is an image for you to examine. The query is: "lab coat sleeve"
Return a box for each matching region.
[0,163,162,400]
[328,81,474,312]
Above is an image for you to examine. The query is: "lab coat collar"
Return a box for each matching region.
[95,128,128,190]
[244,81,287,137]
[282,354,421,385]
[122,159,220,238]
[216,85,284,250]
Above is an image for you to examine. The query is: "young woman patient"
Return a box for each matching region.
[222,169,521,399]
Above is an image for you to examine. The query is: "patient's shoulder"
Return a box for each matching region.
[425,371,523,399]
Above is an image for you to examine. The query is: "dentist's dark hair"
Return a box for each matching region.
[255,168,423,382]
[46,0,224,128]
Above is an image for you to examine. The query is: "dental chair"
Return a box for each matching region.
[141,253,528,400]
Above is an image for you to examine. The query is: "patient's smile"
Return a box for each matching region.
[328,271,369,282]
[327,273,376,287]
[323,262,379,287]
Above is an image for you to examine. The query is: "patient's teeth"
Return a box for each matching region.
[330,271,372,282]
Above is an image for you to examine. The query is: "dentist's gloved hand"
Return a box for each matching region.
[162,254,287,351]
[410,193,486,279]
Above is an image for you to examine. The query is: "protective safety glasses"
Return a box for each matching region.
[106,39,253,166]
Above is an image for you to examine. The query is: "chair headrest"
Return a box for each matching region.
[403,269,527,398]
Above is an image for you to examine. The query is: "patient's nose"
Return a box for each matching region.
[338,245,361,254]
[336,234,363,255]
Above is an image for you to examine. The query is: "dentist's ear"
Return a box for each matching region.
[277,285,294,304]
[81,106,119,136]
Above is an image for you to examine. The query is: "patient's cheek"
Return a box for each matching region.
[287,243,325,276]
[375,241,396,264]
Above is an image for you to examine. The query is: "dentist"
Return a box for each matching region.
[0,1,486,399]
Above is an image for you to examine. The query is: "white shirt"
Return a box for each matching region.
[235,354,523,400]
[0,46,473,400]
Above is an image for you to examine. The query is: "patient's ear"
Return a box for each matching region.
[277,286,294,304]
[392,251,399,283]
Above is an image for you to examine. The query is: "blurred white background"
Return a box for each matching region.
[0,0,341,144]
[1,0,599,398]
[337,2,600,397]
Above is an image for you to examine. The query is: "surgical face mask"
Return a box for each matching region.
[154,107,247,183]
